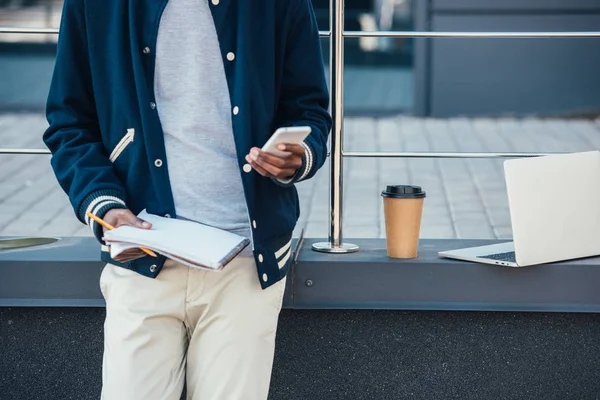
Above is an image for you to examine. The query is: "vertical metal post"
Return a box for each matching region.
[312,0,359,254]
[45,0,52,43]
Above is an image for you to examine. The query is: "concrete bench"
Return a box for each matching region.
[2,236,600,399]
[3,236,600,311]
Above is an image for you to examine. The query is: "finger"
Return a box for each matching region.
[277,143,305,156]
[124,252,146,261]
[119,210,152,229]
[251,148,302,171]
[115,255,144,263]
[103,209,121,227]
[253,155,296,179]
[115,250,146,262]
[120,249,144,257]
[276,170,297,179]
[250,148,286,168]
[114,254,134,262]
[246,155,272,177]
[115,253,142,262]
[256,149,303,170]
[119,247,145,254]
[252,154,283,177]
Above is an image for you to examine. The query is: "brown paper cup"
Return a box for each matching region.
[382,185,426,258]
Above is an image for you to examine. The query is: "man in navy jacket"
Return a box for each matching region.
[43,0,331,398]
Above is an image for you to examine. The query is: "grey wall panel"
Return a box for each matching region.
[429,14,600,117]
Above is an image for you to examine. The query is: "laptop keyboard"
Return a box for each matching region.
[477,251,516,263]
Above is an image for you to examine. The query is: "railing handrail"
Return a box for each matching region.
[3,26,600,38]
[342,151,559,158]
[0,27,58,34]
[0,149,564,158]
[344,31,600,38]
[1,5,597,254]
[0,149,51,155]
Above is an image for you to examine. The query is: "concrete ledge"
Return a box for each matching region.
[2,237,600,312]
[295,239,600,312]
[0,236,295,308]
[0,237,104,307]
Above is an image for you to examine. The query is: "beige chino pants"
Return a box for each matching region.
[99,256,286,400]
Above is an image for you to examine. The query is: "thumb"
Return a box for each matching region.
[124,211,152,229]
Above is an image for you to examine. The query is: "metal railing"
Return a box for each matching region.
[3,27,600,38]
[310,0,600,254]
[1,0,600,254]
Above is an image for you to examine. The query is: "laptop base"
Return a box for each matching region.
[438,242,518,267]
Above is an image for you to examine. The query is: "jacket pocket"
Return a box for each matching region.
[109,128,135,163]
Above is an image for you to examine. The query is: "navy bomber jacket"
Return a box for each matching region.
[43,0,331,289]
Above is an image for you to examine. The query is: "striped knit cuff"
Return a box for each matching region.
[273,140,315,187]
[78,189,127,243]
[297,141,314,182]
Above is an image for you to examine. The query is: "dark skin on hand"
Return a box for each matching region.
[245,143,305,180]
[104,143,304,262]
[102,208,152,263]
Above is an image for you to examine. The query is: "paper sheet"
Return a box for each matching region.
[103,210,250,270]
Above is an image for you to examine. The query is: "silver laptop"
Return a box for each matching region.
[438,150,600,267]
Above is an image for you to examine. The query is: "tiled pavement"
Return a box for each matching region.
[0,1,62,43]
[311,116,600,240]
[2,112,599,241]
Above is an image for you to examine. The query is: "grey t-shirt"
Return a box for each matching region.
[154,0,251,242]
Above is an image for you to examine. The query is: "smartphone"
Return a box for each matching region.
[261,126,311,157]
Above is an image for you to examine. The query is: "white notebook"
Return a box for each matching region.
[103,210,250,271]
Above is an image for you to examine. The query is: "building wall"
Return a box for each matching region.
[415,0,600,117]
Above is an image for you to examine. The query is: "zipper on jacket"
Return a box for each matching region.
[109,128,135,163]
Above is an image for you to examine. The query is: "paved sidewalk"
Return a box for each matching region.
[1,112,599,240]
[299,115,600,240]
[0,0,62,43]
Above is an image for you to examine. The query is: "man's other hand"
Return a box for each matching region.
[103,209,152,263]
[245,144,304,180]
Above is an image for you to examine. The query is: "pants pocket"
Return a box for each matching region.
[99,263,110,300]
[275,276,287,311]
[109,128,135,163]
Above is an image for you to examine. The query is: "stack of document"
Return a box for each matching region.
[103,210,250,271]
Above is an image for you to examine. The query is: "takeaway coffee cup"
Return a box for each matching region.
[381,185,426,258]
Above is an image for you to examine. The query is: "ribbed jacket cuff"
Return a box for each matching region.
[273,140,314,187]
[78,189,127,243]
[297,140,314,182]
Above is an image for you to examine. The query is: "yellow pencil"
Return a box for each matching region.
[86,212,157,257]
